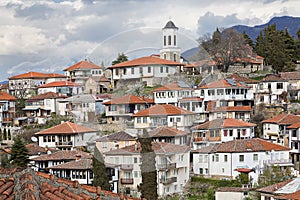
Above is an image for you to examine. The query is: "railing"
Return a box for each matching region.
[56,141,73,146]
[120,164,133,171]
[263,159,292,165]
[194,137,207,142]
[120,178,134,184]
[160,177,177,185]
[157,163,176,171]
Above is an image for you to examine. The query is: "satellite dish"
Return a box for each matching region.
[31,136,38,143]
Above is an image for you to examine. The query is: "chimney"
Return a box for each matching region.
[75,154,81,161]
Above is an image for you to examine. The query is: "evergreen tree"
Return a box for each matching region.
[112,53,128,65]
[7,128,11,140]
[92,147,110,190]
[10,137,29,167]
[138,130,158,200]
[3,128,7,140]
[0,128,2,142]
[0,153,11,169]
[242,31,254,48]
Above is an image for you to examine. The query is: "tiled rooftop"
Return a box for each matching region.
[97,131,136,142]
[262,114,300,125]
[108,56,183,68]
[27,92,66,101]
[153,82,192,92]
[0,91,16,101]
[0,167,139,200]
[261,74,286,82]
[104,94,154,105]
[133,104,194,117]
[48,159,92,170]
[198,79,250,89]
[64,60,104,71]
[38,81,80,88]
[35,122,96,135]
[192,118,256,130]
[31,150,92,161]
[148,126,188,137]
[228,73,258,84]
[9,72,65,80]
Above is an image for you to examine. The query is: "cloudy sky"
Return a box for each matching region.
[0,0,299,81]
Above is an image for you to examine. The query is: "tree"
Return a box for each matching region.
[258,165,294,187]
[243,31,254,49]
[10,136,29,167]
[92,146,110,190]
[0,153,11,169]
[3,128,7,140]
[7,128,11,140]
[201,28,252,72]
[112,53,128,65]
[138,130,158,200]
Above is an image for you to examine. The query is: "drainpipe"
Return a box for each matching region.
[231,152,233,178]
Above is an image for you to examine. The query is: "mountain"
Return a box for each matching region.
[232,16,300,42]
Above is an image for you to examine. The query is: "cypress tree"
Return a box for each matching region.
[7,128,11,140]
[138,130,158,200]
[10,136,29,167]
[3,128,7,140]
[0,128,2,142]
[92,147,110,190]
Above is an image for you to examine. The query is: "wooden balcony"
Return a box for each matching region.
[193,137,207,142]
[120,164,133,171]
[55,141,73,147]
[157,163,176,171]
[160,177,177,185]
[120,178,134,184]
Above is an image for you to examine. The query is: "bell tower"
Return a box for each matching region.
[160,20,181,62]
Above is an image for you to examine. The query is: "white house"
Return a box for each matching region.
[0,91,16,127]
[262,113,300,146]
[64,60,105,86]
[149,126,190,146]
[287,121,300,171]
[192,138,292,184]
[215,187,252,200]
[132,104,195,133]
[254,74,289,106]
[191,118,256,150]
[280,71,300,101]
[35,121,97,150]
[38,80,82,97]
[103,142,190,197]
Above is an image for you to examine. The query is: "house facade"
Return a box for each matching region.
[35,121,97,150]
[149,126,190,146]
[38,80,82,97]
[0,91,16,127]
[104,142,190,197]
[193,138,292,184]
[191,118,256,150]
[84,75,111,95]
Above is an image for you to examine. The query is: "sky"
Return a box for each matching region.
[0,0,299,81]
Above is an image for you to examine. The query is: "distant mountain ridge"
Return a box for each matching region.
[232,16,300,42]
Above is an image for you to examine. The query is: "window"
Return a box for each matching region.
[199,168,203,174]
[164,36,166,46]
[173,54,176,61]
[160,67,163,73]
[176,117,181,122]
[239,155,244,162]
[215,154,219,162]
[229,130,233,136]
[168,35,171,45]
[115,69,119,76]
[102,142,108,149]
[134,157,138,163]
[242,129,246,136]
[253,154,258,161]
[123,68,126,74]
[139,67,143,74]
[277,83,283,89]
[131,67,134,74]
[199,155,203,163]
[166,67,169,73]
[224,130,228,137]
[134,171,138,178]
[174,35,176,46]
[143,117,147,123]
[170,117,174,122]
[179,154,184,162]
[224,155,228,162]
[292,130,297,137]
[137,117,141,123]
[148,66,151,73]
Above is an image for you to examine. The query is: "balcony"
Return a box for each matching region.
[120,164,133,171]
[56,141,73,147]
[120,178,134,184]
[157,163,176,171]
[194,137,207,142]
[160,177,177,185]
[263,159,293,166]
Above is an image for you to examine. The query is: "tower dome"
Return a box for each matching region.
[163,21,178,29]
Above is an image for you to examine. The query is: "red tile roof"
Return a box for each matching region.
[149,126,188,137]
[0,167,140,200]
[153,82,192,92]
[97,131,136,142]
[228,73,258,84]
[189,59,217,67]
[235,168,254,173]
[198,79,250,89]
[108,56,183,68]
[261,74,286,82]
[276,190,300,199]
[35,122,96,135]
[64,60,104,71]
[217,187,252,192]
[206,102,252,112]
[31,150,92,161]
[192,118,256,130]
[133,104,194,117]
[38,80,80,88]
[9,72,65,80]
[179,97,203,102]
[105,142,190,155]
[104,94,154,105]
[257,179,293,193]
[48,159,92,170]
[280,72,300,80]
[0,91,16,101]
[27,92,66,101]
[262,114,300,125]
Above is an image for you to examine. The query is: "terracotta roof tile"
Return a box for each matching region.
[179,97,203,102]
[228,73,258,84]
[31,150,92,161]
[148,126,188,137]
[198,79,250,89]
[27,92,66,101]
[48,159,92,170]
[276,190,300,199]
[257,179,293,193]
[35,121,96,135]
[217,187,252,192]
[26,143,47,155]
[261,74,286,82]
[133,104,194,117]
[38,81,80,88]
[0,91,16,101]
[64,60,104,71]
[280,72,300,80]
[97,131,136,142]
[262,114,300,125]
[192,118,256,130]
[104,94,154,105]
[153,82,192,92]
[9,72,65,80]
[108,56,183,68]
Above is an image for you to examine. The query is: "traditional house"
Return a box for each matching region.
[104,94,154,124]
[8,72,65,99]
[96,131,137,153]
[287,122,300,171]
[108,55,184,88]
[148,126,190,145]
[132,104,195,133]
[23,92,67,123]
[192,138,292,184]
[35,121,97,150]
[262,113,300,146]
[280,71,300,101]
[64,60,105,86]
[38,80,82,96]
[191,118,256,150]
[0,91,16,127]
[254,74,289,107]
[215,187,252,200]
[104,142,190,197]
[84,75,111,95]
